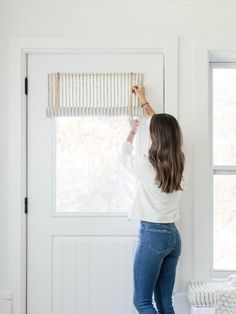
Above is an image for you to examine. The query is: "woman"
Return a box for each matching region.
[119,85,185,314]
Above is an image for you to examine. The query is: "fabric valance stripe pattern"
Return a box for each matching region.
[47,72,144,118]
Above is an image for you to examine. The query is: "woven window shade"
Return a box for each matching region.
[47,72,144,118]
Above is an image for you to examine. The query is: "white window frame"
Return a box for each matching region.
[210,62,236,276]
[9,36,178,314]
[193,38,236,281]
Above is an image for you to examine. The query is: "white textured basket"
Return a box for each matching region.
[190,305,215,314]
[188,281,236,314]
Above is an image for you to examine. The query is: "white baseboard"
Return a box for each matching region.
[174,291,190,314]
[0,289,190,314]
[0,291,12,314]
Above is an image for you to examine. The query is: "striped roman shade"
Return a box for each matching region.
[47,72,144,118]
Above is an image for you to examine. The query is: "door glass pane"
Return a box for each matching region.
[213,68,236,165]
[55,116,136,213]
[213,174,236,270]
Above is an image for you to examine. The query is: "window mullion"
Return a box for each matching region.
[213,166,236,174]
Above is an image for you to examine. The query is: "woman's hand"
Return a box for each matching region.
[129,117,139,133]
[132,84,156,117]
[125,117,139,144]
[132,84,147,104]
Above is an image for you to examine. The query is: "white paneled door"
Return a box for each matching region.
[27,53,164,314]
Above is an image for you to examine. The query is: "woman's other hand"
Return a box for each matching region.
[129,117,139,133]
[132,84,147,104]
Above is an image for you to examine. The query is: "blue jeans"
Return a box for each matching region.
[133,220,181,314]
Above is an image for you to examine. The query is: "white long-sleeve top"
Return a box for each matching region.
[119,136,186,223]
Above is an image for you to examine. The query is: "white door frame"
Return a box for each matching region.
[8,36,178,314]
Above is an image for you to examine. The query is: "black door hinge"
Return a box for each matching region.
[24,197,28,214]
[25,77,28,95]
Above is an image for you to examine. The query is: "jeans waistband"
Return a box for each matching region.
[140,220,177,230]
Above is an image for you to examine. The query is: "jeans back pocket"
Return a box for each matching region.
[146,227,173,255]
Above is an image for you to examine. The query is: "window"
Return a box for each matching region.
[55,116,137,214]
[211,63,236,271]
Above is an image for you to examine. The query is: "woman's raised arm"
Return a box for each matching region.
[132,84,156,118]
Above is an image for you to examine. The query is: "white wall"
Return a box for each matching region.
[1,0,236,307]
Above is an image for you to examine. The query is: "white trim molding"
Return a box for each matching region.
[0,290,12,314]
[193,37,236,281]
[8,36,178,314]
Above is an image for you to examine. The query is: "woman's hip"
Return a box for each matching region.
[137,220,180,255]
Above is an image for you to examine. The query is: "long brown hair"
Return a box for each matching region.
[148,113,185,193]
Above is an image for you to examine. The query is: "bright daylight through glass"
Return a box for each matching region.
[213,67,236,270]
[56,116,136,213]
